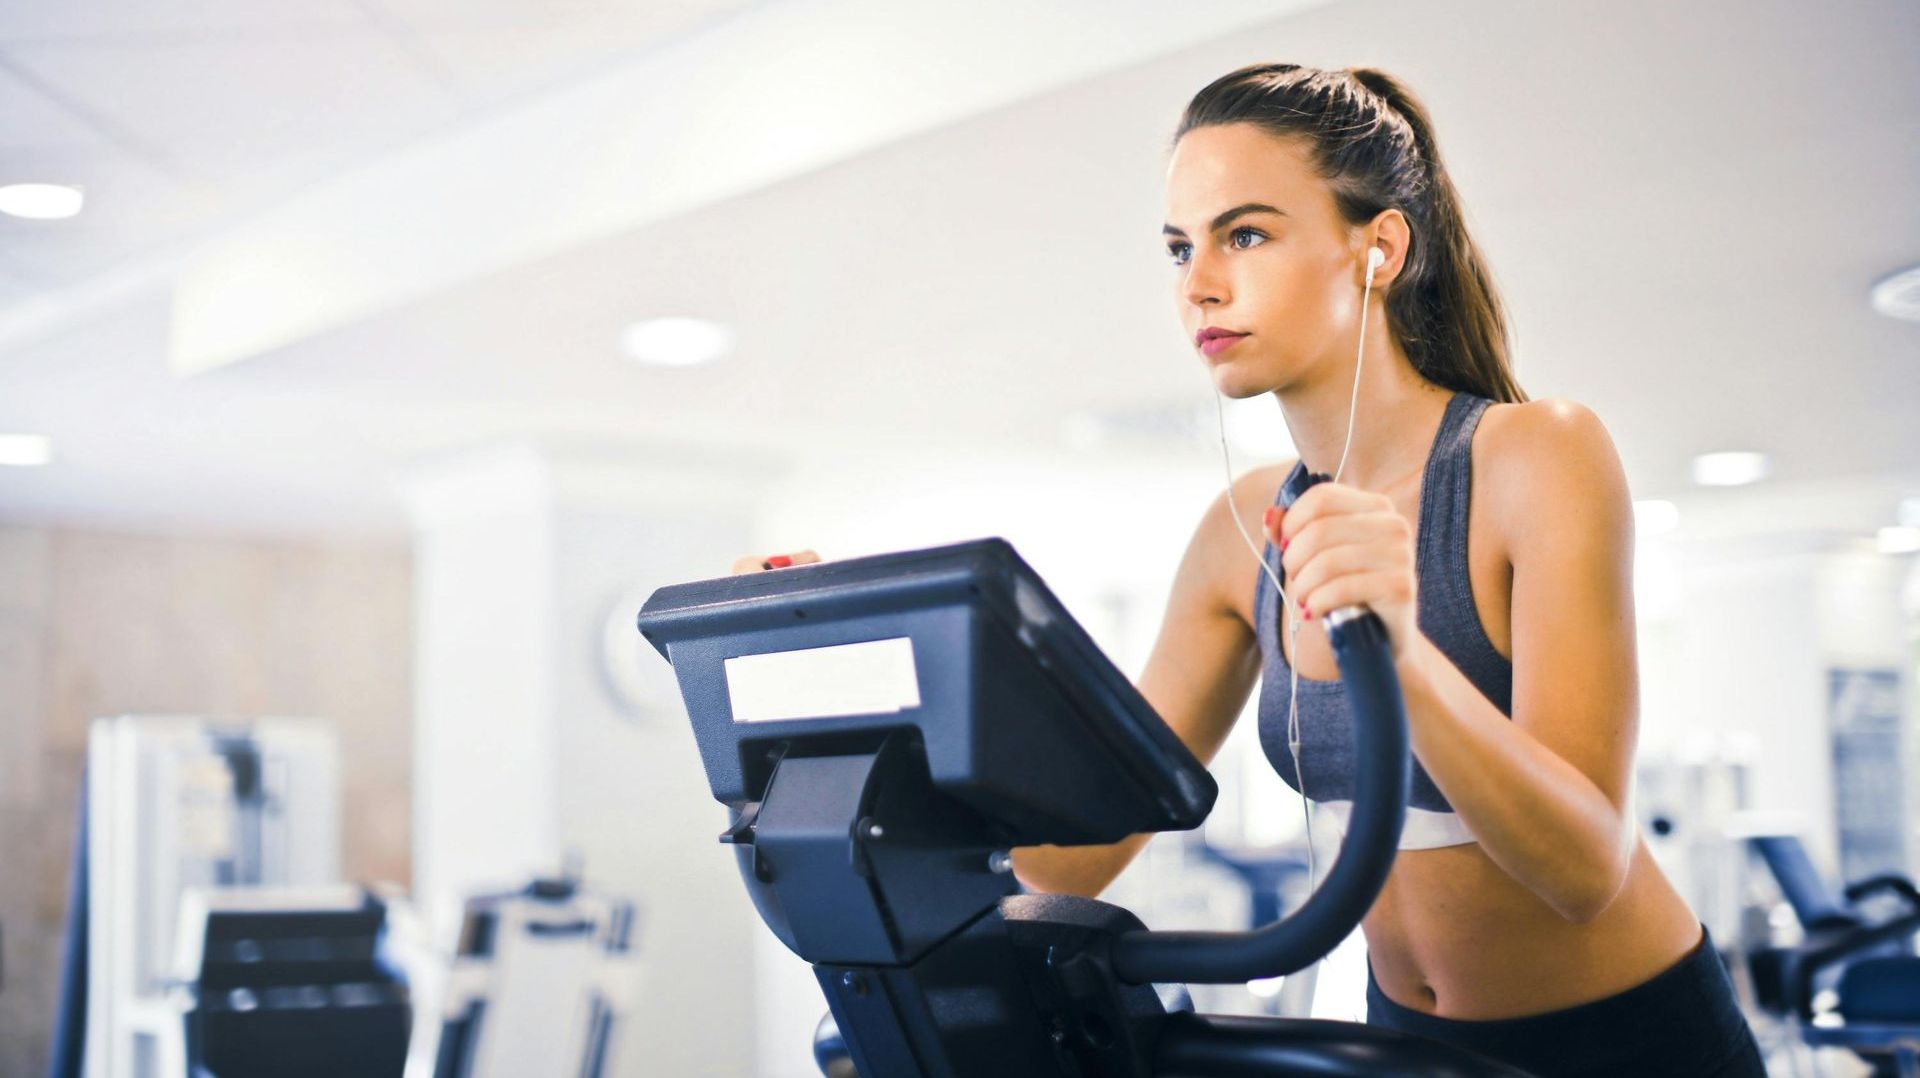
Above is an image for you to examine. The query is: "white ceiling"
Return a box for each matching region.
[0,0,763,294]
[0,0,1916,538]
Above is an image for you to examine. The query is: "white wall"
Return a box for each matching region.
[551,504,767,1077]
[402,443,768,1078]
[1648,547,1832,847]
[1636,528,1918,880]
[406,447,561,931]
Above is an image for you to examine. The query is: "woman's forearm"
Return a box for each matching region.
[1395,634,1633,922]
[1010,832,1155,898]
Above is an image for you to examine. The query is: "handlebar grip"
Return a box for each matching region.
[1109,610,1409,984]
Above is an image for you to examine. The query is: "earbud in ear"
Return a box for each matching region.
[1367,247,1386,270]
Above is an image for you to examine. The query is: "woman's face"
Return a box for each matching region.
[1163,123,1365,398]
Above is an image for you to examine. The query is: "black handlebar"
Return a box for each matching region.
[1110,609,1410,985]
[1843,874,1920,912]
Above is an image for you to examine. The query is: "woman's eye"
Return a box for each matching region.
[1166,228,1266,265]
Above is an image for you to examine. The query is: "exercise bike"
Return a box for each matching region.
[639,536,1533,1076]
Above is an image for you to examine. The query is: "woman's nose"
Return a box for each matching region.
[1183,248,1228,308]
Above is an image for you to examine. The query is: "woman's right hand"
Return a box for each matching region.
[730,549,824,575]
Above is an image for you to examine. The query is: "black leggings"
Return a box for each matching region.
[1365,925,1767,1078]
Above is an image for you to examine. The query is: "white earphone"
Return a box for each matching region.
[1207,238,1387,893]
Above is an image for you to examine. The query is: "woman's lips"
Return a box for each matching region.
[1199,333,1249,357]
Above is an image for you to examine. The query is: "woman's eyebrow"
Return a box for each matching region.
[1161,203,1287,238]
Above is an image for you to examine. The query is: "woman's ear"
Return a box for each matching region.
[1360,208,1412,286]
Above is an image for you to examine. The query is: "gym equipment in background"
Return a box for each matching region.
[433,876,642,1078]
[172,886,412,1078]
[58,716,340,1078]
[639,537,1532,1076]
[52,714,650,1078]
[1743,830,1920,1078]
[48,773,90,1078]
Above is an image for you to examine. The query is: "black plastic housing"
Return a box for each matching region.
[638,538,1215,847]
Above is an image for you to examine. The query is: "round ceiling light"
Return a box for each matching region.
[1878,526,1920,556]
[0,183,84,220]
[620,317,734,367]
[0,433,54,466]
[1691,451,1770,487]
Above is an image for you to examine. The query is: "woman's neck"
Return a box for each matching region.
[1277,343,1452,495]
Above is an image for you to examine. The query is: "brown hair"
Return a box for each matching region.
[1173,64,1527,403]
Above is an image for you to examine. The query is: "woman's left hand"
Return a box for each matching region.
[1268,481,1420,659]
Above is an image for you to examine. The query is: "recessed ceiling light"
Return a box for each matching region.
[1870,264,1920,322]
[0,183,84,220]
[0,433,54,466]
[1878,526,1920,556]
[619,317,734,367]
[1691,451,1770,487]
[1633,499,1680,537]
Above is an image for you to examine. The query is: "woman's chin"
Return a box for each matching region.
[1209,364,1275,400]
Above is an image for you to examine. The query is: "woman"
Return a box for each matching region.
[740,64,1766,1078]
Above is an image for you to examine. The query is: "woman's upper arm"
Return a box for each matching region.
[1490,399,1640,813]
[1131,472,1274,767]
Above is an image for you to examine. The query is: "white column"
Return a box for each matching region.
[398,438,776,1078]
[399,442,563,934]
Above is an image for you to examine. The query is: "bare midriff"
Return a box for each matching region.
[1360,837,1704,1018]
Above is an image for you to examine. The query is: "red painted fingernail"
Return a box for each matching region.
[767,554,794,568]
[1264,507,1278,532]
[1281,537,1289,552]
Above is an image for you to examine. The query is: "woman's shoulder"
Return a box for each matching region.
[1477,394,1609,439]
[1475,395,1621,480]
[1473,395,1631,549]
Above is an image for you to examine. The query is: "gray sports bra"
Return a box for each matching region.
[1254,390,1514,849]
